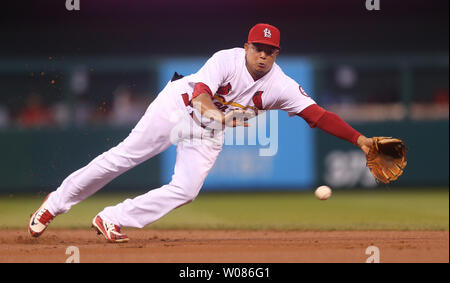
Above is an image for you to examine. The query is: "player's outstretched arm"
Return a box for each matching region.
[298,104,407,184]
[297,104,372,154]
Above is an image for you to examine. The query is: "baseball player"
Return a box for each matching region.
[29,23,375,242]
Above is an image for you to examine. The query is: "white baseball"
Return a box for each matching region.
[315,185,332,200]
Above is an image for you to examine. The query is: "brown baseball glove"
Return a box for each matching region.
[365,137,407,184]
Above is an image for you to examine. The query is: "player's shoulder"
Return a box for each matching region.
[208,48,243,75]
[270,63,297,88]
[211,47,244,60]
[272,62,291,80]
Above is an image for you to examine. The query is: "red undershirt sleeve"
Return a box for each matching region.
[192,82,213,99]
[298,104,361,146]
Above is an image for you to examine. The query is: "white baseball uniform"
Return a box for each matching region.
[45,48,316,228]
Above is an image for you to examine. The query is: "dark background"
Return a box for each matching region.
[2,0,448,57]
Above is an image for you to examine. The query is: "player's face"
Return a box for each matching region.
[244,43,279,79]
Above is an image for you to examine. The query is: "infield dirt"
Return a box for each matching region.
[0,229,448,263]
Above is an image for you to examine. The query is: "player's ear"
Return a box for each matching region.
[244,43,249,51]
[274,48,280,57]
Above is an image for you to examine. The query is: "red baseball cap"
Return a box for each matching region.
[248,23,281,49]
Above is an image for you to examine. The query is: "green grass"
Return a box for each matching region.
[1,188,448,230]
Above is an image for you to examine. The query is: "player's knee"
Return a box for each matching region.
[181,187,201,203]
[172,183,202,203]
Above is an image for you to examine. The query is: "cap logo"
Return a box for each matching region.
[263,28,272,38]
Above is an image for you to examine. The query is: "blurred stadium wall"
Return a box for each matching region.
[0,0,448,192]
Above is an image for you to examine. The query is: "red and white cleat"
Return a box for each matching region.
[92,215,129,243]
[28,194,55,238]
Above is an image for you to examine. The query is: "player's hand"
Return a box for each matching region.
[223,110,255,127]
[357,135,374,155]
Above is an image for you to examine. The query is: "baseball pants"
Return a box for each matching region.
[45,81,224,228]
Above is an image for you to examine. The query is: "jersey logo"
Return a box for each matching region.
[263,28,271,38]
[217,83,232,95]
[252,91,264,110]
[299,85,309,97]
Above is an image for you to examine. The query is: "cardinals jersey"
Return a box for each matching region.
[171,48,316,122]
